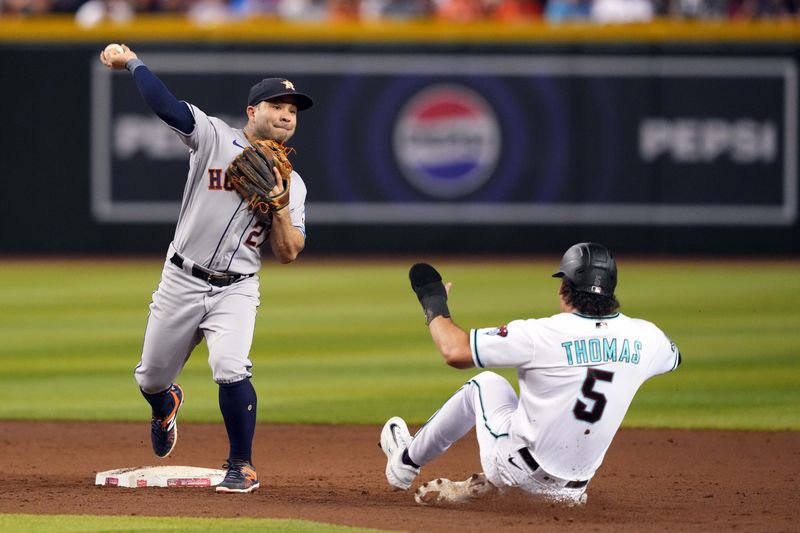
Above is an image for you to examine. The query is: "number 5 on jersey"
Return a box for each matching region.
[573,368,615,423]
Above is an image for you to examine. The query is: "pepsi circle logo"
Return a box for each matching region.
[393,84,501,199]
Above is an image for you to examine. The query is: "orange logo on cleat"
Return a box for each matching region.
[243,467,257,482]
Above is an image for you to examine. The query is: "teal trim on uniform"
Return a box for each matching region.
[469,379,509,439]
[417,385,468,432]
[572,312,620,320]
[472,329,485,368]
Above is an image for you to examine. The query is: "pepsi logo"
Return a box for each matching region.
[393,84,501,199]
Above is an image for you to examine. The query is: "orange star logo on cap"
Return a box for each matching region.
[282,80,295,91]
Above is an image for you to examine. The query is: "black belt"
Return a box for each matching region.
[170,253,253,287]
[518,448,588,489]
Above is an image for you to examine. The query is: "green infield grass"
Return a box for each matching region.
[0,258,797,430]
[0,514,393,532]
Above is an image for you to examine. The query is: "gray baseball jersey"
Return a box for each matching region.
[134,102,306,392]
[171,103,307,274]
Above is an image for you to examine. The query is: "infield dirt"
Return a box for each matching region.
[0,421,797,532]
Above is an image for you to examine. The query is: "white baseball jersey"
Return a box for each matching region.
[470,311,680,481]
[171,103,307,274]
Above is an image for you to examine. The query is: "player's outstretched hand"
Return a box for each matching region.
[409,263,451,325]
[99,43,137,70]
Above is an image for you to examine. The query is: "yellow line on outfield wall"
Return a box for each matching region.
[0,15,799,44]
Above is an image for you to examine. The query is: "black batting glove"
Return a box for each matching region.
[409,263,450,325]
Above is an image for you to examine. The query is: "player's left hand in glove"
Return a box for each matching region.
[409,263,451,325]
[226,139,293,221]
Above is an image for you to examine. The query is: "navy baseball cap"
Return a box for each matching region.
[247,78,313,110]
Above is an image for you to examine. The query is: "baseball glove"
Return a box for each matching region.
[226,139,293,220]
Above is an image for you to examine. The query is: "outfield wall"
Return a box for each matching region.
[2,18,799,254]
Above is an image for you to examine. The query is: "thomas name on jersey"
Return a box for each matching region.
[561,338,642,366]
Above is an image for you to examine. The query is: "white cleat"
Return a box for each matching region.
[379,416,419,490]
[415,473,495,506]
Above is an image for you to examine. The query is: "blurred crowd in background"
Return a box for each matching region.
[1,0,798,24]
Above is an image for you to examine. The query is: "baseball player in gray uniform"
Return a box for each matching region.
[381,243,681,505]
[100,44,313,493]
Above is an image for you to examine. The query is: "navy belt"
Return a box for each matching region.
[169,253,253,287]
[518,448,588,489]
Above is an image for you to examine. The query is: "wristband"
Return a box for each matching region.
[126,58,145,73]
[418,286,450,325]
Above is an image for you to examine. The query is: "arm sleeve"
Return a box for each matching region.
[470,319,535,369]
[128,61,194,135]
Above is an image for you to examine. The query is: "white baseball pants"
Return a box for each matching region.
[407,371,588,504]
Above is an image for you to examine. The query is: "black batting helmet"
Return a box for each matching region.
[552,242,617,297]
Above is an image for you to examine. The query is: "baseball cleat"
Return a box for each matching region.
[414,473,495,506]
[379,416,419,490]
[150,384,184,458]
[215,460,260,493]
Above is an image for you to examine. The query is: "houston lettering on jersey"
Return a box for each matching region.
[561,338,642,366]
[207,168,235,191]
